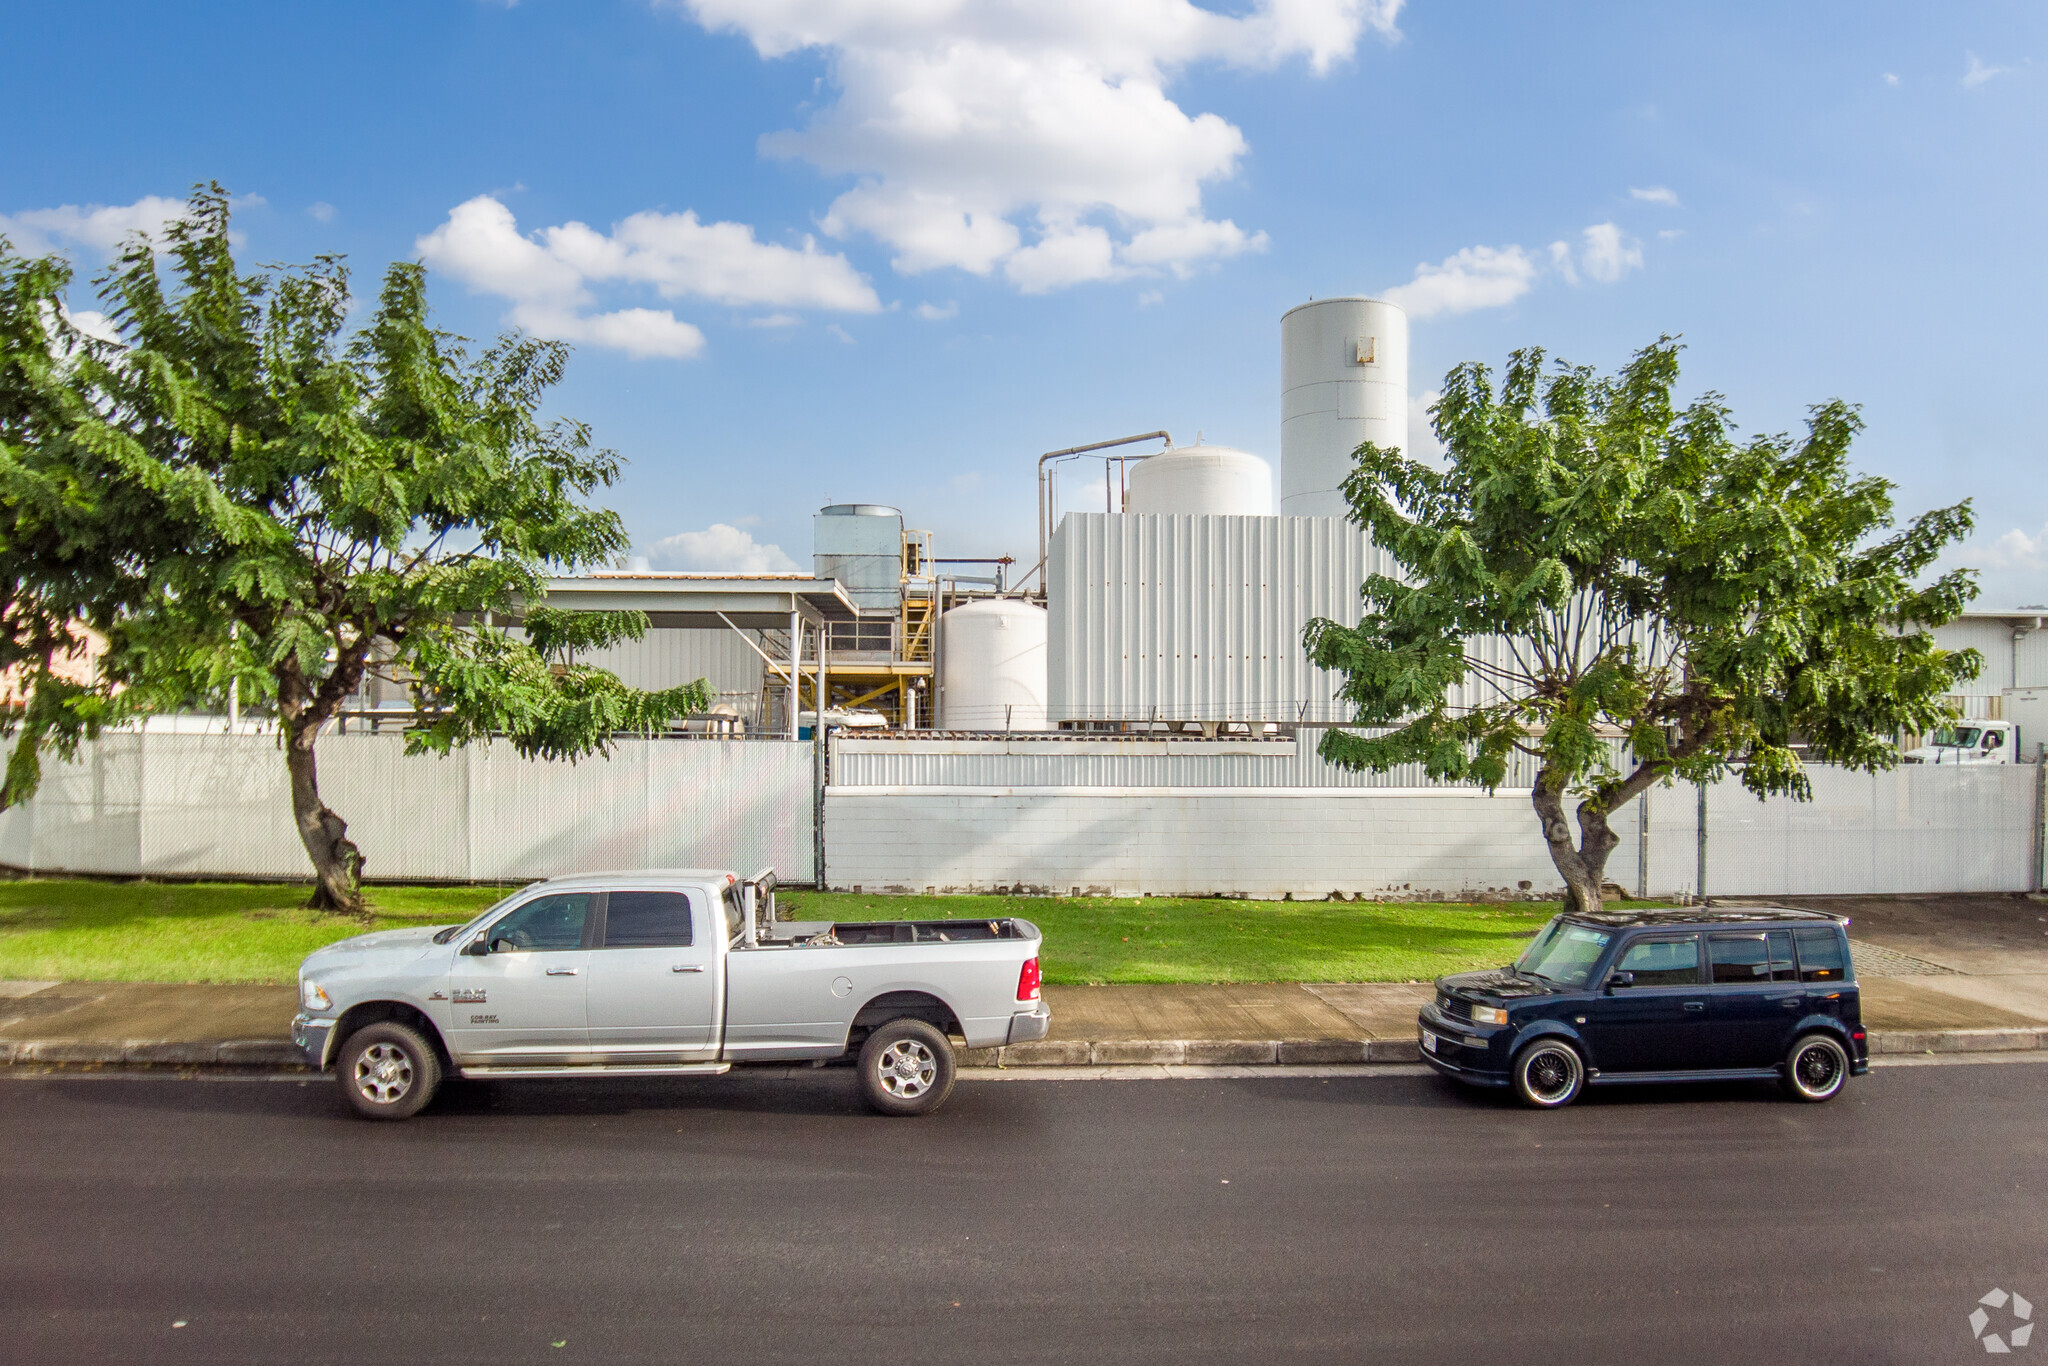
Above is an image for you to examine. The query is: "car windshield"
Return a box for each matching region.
[1513,918,1615,987]
[1933,725,1982,747]
[431,887,533,944]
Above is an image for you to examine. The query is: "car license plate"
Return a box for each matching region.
[1421,1030,1440,1053]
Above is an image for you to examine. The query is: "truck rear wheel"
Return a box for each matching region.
[857,1018,955,1116]
[337,1021,441,1121]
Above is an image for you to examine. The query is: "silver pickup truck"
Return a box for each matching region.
[291,868,1050,1120]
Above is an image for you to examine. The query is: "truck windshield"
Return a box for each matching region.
[1513,918,1614,987]
[1933,726,1982,747]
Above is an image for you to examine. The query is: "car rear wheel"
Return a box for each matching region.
[1781,1032,1849,1103]
[337,1021,441,1121]
[857,1018,956,1117]
[1511,1040,1585,1109]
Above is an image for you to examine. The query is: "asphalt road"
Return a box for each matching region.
[2,1061,2044,1366]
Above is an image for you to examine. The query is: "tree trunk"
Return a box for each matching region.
[1531,770,1624,914]
[284,719,366,915]
[1531,763,1668,914]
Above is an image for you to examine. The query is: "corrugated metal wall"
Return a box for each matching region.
[1045,512,1525,725]
[0,732,816,883]
[1047,512,1394,724]
[575,627,767,724]
[835,734,1546,790]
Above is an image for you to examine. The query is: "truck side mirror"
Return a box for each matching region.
[462,931,490,957]
[1606,970,1635,991]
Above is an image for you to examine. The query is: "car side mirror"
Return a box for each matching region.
[1607,970,1635,991]
[462,932,490,957]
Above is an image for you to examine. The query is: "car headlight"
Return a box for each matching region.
[300,980,332,1012]
[1469,1004,1509,1026]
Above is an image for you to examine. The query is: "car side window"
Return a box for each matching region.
[1766,930,1795,982]
[1707,933,1772,984]
[1614,936,1702,987]
[1794,928,1851,983]
[488,893,592,952]
[603,891,695,948]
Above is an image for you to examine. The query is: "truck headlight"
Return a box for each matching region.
[1469,1004,1509,1026]
[300,980,332,1012]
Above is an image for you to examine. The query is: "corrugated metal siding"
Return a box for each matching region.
[1047,512,1529,725]
[576,627,767,721]
[1047,512,1397,724]
[834,734,1543,789]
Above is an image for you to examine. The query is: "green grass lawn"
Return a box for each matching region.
[0,878,1627,985]
[0,880,516,984]
[776,890,1565,984]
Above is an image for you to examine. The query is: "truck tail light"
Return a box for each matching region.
[1016,957,1042,1003]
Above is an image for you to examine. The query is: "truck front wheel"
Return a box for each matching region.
[337,1021,442,1121]
[857,1018,956,1116]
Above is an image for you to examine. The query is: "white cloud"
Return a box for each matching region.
[306,201,337,223]
[1963,52,2010,88]
[647,523,800,573]
[1658,228,1685,240]
[826,323,856,344]
[1883,71,1900,87]
[1385,222,1645,318]
[416,194,878,359]
[0,194,186,256]
[1629,186,1680,207]
[1384,244,1540,318]
[1976,524,2048,571]
[748,312,804,327]
[1578,221,1644,283]
[674,0,1394,291]
[914,300,957,321]
[1137,288,1165,307]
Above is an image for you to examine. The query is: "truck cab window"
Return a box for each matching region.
[488,894,591,952]
[603,891,695,948]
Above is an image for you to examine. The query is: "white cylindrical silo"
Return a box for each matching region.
[938,599,1048,731]
[1124,444,1273,517]
[1280,297,1409,518]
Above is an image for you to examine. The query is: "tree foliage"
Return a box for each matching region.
[0,187,709,911]
[1305,338,1979,911]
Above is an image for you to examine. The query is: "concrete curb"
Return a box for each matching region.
[4,1027,2045,1073]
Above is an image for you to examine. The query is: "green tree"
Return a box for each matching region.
[1304,339,1979,913]
[2,188,709,913]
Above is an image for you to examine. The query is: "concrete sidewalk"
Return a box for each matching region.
[5,965,2047,1071]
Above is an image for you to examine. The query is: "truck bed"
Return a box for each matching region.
[769,918,1031,946]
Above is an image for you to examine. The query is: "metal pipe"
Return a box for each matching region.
[1037,431,1171,581]
[787,608,801,741]
[1695,781,1708,906]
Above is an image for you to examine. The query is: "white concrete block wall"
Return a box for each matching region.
[823,786,1633,899]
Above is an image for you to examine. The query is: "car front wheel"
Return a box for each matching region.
[337,1021,442,1121]
[1781,1032,1849,1103]
[1511,1040,1585,1109]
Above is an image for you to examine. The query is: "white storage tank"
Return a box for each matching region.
[939,599,1049,731]
[1280,297,1409,518]
[1125,443,1273,516]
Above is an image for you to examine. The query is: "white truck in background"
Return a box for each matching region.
[1901,715,2023,764]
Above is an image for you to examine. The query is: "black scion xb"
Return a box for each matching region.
[1417,908,1867,1108]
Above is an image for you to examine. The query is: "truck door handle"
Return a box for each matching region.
[672,964,705,973]
[1683,1001,1705,1012]
[545,967,579,976]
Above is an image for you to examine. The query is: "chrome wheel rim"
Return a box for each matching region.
[1792,1041,1844,1097]
[1523,1047,1579,1104]
[353,1042,415,1105]
[877,1039,938,1099]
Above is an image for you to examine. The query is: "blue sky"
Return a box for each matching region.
[5,1,2045,605]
